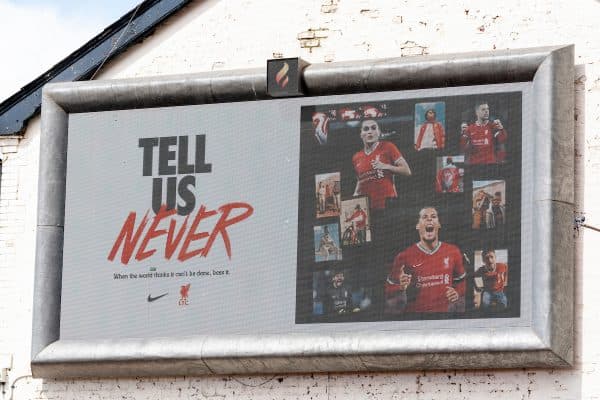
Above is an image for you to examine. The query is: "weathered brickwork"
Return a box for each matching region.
[2,0,599,398]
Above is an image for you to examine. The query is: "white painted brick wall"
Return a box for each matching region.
[2,0,600,398]
[0,120,38,399]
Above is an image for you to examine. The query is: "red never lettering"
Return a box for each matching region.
[107,202,254,265]
[108,211,150,264]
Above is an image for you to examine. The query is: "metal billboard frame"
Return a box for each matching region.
[32,45,574,378]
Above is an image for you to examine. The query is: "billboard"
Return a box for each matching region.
[60,87,523,339]
[33,46,574,377]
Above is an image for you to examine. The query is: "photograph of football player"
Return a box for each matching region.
[315,172,341,218]
[435,156,464,193]
[340,198,371,246]
[472,180,506,230]
[473,249,508,310]
[323,270,359,315]
[414,102,445,151]
[384,207,466,313]
[314,224,342,262]
[460,101,508,164]
[312,269,371,316]
[352,119,411,210]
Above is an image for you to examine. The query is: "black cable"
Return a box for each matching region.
[583,223,600,233]
[89,2,143,80]
[9,375,32,400]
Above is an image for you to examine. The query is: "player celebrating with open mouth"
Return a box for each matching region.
[385,207,466,313]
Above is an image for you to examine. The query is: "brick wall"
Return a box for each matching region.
[0,119,39,398]
[2,0,599,398]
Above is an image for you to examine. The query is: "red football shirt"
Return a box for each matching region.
[347,209,367,229]
[477,262,508,292]
[352,141,403,209]
[460,122,507,164]
[386,242,466,312]
[435,166,460,193]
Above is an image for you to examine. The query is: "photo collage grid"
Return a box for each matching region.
[296,92,522,323]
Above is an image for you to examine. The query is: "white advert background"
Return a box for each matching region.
[61,83,531,340]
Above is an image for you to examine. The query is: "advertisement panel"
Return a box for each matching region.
[32,46,574,377]
[60,85,526,338]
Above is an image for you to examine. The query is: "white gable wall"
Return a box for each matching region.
[0,0,597,398]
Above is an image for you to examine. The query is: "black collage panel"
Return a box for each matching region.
[296,92,522,323]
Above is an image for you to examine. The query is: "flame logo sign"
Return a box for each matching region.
[275,62,290,88]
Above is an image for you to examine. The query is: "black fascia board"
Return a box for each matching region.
[0,0,191,136]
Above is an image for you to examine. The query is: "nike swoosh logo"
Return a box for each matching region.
[147,293,168,302]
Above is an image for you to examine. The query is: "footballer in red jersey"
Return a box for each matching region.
[474,249,508,309]
[459,102,508,164]
[352,119,411,209]
[385,207,466,313]
[345,203,368,244]
[435,157,462,193]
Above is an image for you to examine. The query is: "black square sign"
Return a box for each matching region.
[267,58,308,97]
